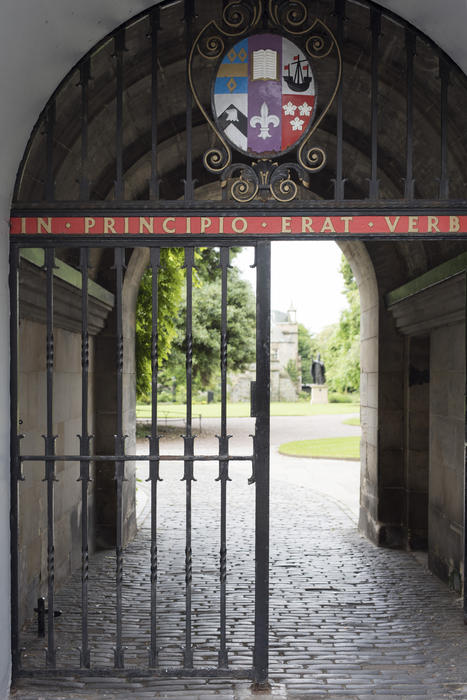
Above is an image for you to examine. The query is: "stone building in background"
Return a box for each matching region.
[230,305,301,402]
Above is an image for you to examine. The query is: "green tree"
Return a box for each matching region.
[161,267,256,394]
[135,248,185,399]
[136,250,256,400]
[316,256,360,394]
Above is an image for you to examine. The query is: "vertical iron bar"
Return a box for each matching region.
[439,54,450,200]
[182,247,195,668]
[149,8,161,201]
[44,248,57,668]
[368,8,381,201]
[149,247,162,667]
[404,29,416,201]
[113,247,125,669]
[464,270,467,624]
[79,59,91,201]
[252,241,270,689]
[78,248,91,668]
[184,0,195,200]
[9,245,20,677]
[333,0,346,202]
[114,30,126,201]
[45,102,55,202]
[217,247,231,669]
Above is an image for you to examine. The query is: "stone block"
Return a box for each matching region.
[407,450,429,492]
[360,337,378,373]
[378,409,403,450]
[379,449,404,488]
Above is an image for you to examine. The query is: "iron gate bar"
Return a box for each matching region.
[79,59,91,202]
[115,30,126,202]
[78,248,92,669]
[149,8,161,201]
[45,103,55,203]
[404,28,416,201]
[182,246,195,668]
[253,241,270,688]
[44,248,57,668]
[19,454,254,462]
[217,246,231,669]
[113,247,126,669]
[16,667,254,679]
[464,269,467,624]
[369,7,381,201]
[439,55,450,201]
[184,0,195,201]
[333,0,346,202]
[9,245,20,676]
[149,247,162,667]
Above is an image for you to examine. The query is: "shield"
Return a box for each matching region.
[213,33,316,158]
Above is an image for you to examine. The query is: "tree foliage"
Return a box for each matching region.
[316,255,360,394]
[136,249,256,401]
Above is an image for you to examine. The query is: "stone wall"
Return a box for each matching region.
[429,321,465,591]
[18,320,96,624]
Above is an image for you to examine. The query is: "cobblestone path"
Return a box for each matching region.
[11,444,467,699]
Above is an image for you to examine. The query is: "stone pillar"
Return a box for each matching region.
[404,336,429,550]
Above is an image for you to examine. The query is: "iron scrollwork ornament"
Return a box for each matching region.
[188,0,342,202]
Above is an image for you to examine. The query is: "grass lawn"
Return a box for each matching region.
[136,401,360,419]
[279,436,360,460]
[343,417,360,426]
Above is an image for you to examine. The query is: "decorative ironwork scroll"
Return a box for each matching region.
[188,0,342,202]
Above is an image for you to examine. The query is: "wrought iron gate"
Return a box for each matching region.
[10,237,271,685]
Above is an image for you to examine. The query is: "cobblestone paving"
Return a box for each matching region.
[11,439,467,699]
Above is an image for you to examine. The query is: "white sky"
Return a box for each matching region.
[235,241,347,334]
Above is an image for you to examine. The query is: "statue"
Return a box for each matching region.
[311,354,326,385]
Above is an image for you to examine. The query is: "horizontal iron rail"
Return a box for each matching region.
[11,201,467,215]
[15,667,254,679]
[10,234,467,248]
[19,454,253,462]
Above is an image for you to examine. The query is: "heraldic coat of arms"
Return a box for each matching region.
[213,33,317,157]
[188,2,342,202]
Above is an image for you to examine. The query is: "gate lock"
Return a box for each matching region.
[34,597,62,637]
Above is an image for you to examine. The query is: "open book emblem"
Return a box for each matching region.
[251,49,278,81]
[213,33,317,157]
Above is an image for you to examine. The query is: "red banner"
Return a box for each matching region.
[10,214,467,236]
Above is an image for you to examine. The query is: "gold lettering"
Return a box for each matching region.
[341,216,353,233]
[450,216,460,232]
[21,217,26,234]
[200,217,212,233]
[162,217,175,233]
[37,217,52,234]
[219,217,224,234]
[139,217,154,234]
[385,216,400,233]
[320,217,336,234]
[408,216,419,233]
[282,217,292,233]
[85,217,95,233]
[301,217,314,233]
[124,217,129,234]
[104,217,116,234]
[232,217,247,234]
[186,217,191,234]
[428,216,440,232]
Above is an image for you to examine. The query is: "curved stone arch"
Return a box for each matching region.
[338,241,379,540]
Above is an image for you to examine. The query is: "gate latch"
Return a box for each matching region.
[34,597,62,637]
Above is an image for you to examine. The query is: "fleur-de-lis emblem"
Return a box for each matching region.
[250,102,280,140]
